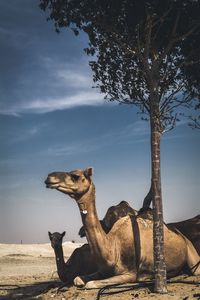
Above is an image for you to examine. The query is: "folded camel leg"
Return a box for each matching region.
[74,272,137,289]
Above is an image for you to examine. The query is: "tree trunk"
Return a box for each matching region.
[150,97,167,293]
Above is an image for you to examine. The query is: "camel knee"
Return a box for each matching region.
[73,276,85,287]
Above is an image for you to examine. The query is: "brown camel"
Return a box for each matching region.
[142,185,200,254]
[137,208,200,255]
[45,168,200,288]
[79,200,137,238]
[48,231,97,284]
[168,215,200,255]
[80,202,200,256]
[79,220,107,238]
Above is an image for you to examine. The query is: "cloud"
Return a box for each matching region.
[0,49,105,116]
[56,68,92,89]
[11,126,41,143]
[45,120,149,157]
[0,90,104,115]
[0,2,105,117]
[46,143,97,157]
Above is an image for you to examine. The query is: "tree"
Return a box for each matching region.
[39,0,200,293]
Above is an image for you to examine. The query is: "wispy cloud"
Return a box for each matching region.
[45,120,149,157]
[46,143,97,157]
[56,68,92,89]
[0,55,105,116]
[11,126,40,143]
[0,123,44,145]
[0,91,104,115]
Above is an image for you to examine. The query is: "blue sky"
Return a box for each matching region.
[0,0,199,244]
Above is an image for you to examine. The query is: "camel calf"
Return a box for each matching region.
[48,231,97,284]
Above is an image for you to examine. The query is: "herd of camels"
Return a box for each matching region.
[45,167,200,289]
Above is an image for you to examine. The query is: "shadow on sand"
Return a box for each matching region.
[0,280,63,300]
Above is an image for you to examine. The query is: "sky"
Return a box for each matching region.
[0,0,199,244]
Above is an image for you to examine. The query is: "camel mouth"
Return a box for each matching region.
[45,178,61,189]
[45,182,60,189]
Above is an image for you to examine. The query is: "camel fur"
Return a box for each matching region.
[79,203,200,257]
[168,215,200,255]
[45,168,200,289]
[79,200,137,238]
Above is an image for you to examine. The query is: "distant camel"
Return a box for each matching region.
[168,215,200,255]
[48,231,97,284]
[79,200,137,238]
[45,168,200,288]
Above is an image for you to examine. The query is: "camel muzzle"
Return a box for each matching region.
[44,177,60,189]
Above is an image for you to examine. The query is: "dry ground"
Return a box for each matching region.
[0,243,199,300]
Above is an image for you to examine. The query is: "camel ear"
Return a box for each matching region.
[48,231,52,239]
[61,231,66,237]
[84,167,93,178]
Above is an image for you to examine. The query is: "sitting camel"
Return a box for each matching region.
[168,215,200,255]
[48,231,97,284]
[79,200,137,238]
[137,208,200,255]
[141,185,200,254]
[45,168,200,289]
[80,202,200,256]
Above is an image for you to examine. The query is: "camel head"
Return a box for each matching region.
[48,231,66,249]
[45,168,93,200]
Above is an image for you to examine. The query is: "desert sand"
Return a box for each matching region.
[0,242,199,300]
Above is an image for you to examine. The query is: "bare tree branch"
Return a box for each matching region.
[189,116,200,129]
[160,83,185,113]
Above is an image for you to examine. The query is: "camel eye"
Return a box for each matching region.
[71,174,80,181]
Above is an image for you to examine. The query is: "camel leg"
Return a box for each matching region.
[186,239,200,275]
[74,271,103,287]
[74,272,136,289]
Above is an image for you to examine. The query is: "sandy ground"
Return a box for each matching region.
[0,243,200,300]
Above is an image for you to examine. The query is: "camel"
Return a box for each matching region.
[80,204,200,256]
[79,220,107,238]
[79,200,137,238]
[45,168,200,289]
[137,207,200,255]
[48,231,97,284]
[168,215,200,255]
[141,185,200,254]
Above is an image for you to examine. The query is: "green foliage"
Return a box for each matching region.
[40,0,200,131]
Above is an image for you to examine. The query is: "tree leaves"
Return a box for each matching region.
[39,0,200,129]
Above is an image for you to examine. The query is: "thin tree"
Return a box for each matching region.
[40,0,200,293]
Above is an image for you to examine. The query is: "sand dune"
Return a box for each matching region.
[0,242,83,258]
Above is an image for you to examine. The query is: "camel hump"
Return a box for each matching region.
[118,200,130,206]
[103,201,137,230]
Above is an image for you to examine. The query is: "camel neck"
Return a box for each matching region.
[53,246,66,278]
[77,182,108,260]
